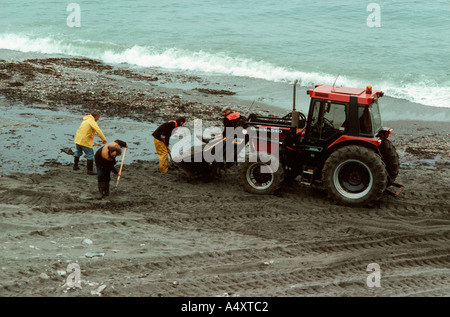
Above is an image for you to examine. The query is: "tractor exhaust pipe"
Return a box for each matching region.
[292,79,300,128]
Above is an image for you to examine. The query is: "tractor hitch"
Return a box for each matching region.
[386,182,404,197]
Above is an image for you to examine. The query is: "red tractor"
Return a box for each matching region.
[240,82,403,206]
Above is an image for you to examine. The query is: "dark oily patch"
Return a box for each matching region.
[194,88,236,95]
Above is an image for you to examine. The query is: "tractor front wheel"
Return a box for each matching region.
[322,146,387,206]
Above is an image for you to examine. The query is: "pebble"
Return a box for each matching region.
[91,284,107,296]
[85,252,105,258]
[82,238,93,246]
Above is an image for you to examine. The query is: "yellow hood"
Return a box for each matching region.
[74,115,106,148]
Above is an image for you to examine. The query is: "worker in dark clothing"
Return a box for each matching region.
[221,106,242,164]
[152,117,186,173]
[95,139,128,199]
[222,106,242,137]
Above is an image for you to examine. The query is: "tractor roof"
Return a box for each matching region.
[307,84,383,105]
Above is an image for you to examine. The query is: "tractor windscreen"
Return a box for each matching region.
[358,100,382,135]
[370,100,382,134]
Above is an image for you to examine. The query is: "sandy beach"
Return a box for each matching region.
[0,55,449,298]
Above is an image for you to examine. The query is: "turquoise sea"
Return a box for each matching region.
[0,0,449,108]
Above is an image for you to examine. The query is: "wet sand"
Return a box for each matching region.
[0,55,449,297]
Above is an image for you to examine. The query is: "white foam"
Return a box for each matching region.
[0,33,81,56]
[381,83,450,108]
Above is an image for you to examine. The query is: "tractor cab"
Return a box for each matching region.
[305,84,384,143]
[297,85,388,168]
[284,83,400,203]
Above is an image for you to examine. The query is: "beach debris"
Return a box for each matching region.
[91,284,107,296]
[194,88,236,95]
[85,252,105,258]
[82,238,93,246]
[218,292,238,297]
[60,147,75,156]
[39,273,50,280]
[106,68,158,81]
[41,159,62,167]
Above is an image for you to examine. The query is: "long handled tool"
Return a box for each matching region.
[109,147,127,200]
[166,144,178,169]
[116,147,127,188]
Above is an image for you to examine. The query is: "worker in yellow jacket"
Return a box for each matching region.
[73,110,107,174]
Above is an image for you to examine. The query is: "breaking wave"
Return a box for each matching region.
[1,33,449,108]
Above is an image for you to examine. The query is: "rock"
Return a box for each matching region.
[97,285,106,293]
[82,238,93,246]
[91,284,107,296]
[85,252,104,258]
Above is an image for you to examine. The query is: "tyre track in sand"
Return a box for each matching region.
[99,248,450,296]
[1,164,449,296]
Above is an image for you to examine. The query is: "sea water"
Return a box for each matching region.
[0,0,449,110]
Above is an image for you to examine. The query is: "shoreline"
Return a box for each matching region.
[1,49,450,121]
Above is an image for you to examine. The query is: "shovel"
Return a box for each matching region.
[166,145,178,169]
[116,147,127,188]
[109,147,127,199]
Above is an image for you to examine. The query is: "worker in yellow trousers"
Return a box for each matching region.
[154,138,170,173]
[152,117,186,173]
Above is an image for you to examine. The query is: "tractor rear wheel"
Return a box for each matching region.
[322,146,387,206]
[240,152,284,195]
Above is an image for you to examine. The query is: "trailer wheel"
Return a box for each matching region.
[379,139,399,183]
[240,152,283,195]
[322,146,387,206]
